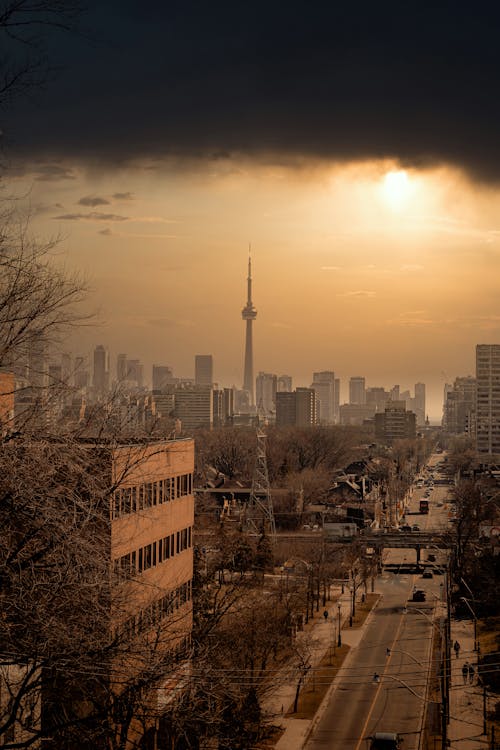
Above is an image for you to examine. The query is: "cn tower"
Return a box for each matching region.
[242,252,257,405]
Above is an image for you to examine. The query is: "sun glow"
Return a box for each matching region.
[383,169,411,209]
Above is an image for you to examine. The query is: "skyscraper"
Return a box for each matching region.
[93,345,109,395]
[195,355,213,387]
[311,371,335,423]
[349,376,366,404]
[241,254,257,406]
[476,344,500,454]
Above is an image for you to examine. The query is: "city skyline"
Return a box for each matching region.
[4,4,500,424]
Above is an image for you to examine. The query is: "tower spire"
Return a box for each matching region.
[242,248,257,406]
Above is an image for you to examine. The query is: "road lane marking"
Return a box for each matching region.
[353,607,408,750]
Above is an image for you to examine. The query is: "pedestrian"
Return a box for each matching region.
[454,640,461,659]
[462,662,469,684]
[468,663,475,684]
[323,609,328,621]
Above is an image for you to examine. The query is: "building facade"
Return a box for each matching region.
[194,355,213,387]
[174,386,213,431]
[476,344,500,454]
[311,371,335,424]
[374,401,416,442]
[349,377,366,405]
[276,388,317,427]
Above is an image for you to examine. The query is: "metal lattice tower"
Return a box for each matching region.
[246,428,276,540]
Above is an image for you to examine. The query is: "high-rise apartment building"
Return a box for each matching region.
[311,371,335,424]
[334,378,340,423]
[476,344,500,454]
[443,376,476,435]
[213,388,234,427]
[349,376,366,405]
[174,386,213,432]
[276,388,317,427]
[375,401,416,442]
[256,372,277,414]
[195,355,213,387]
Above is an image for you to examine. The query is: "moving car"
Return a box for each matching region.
[412,589,426,602]
[422,570,433,579]
[370,732,402,749]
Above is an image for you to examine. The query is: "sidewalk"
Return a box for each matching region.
[448,619,488,750]
[263,587,371,750]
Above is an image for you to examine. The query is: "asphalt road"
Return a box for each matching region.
[305,452,452,750]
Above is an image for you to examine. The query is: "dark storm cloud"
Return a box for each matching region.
[6,1,500,180]
[78,195,110,207]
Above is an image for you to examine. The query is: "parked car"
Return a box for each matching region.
[422,570,433,579]
[412,524,420,532]
[427,554,436,562]
[400,524,412,532]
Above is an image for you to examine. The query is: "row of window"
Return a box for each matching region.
[114,526,192,580]
[118,580,192,641]
[112,473,193,519]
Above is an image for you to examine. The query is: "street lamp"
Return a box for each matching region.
[337,603,342,647]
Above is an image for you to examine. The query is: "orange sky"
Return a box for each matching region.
[14,156,500,422]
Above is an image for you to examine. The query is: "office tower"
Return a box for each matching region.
[241,254,257,405]
[349,376,366,405]
[152,365,174,392]
[414,382,426,426]
[93,345,109,394]
[443,376,476,434]
[174,386,213,432]
[117,353,128,381]
[256,372,277,414]
[374,401,416,442]
[476,344,500,454]
[277,374,292,392]
[195,355,213,387]
[334,378,340,423]
[311,371,335,424]
[276,388,317,427]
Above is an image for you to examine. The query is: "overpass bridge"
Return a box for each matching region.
[346,530,450,565]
